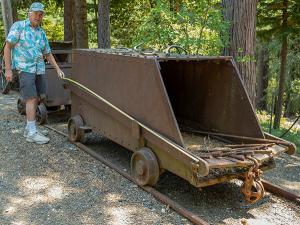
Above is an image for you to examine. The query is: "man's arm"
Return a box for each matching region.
[44,53,65,78]
[4,21,22,81]
[4,42,13,82]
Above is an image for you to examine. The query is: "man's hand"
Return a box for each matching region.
[5,69,13,82]
[57,68,65,79]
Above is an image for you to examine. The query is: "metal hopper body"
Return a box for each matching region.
[68,49,295,203]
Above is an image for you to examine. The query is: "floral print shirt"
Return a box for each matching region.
[6,19,51,74]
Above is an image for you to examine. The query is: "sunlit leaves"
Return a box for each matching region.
[131,0,228,55]
[258,0,300,115]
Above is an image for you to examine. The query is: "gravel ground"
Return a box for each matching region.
[1,91,300,225]
[76,133,300,225]
[0,91,191,225]
[264,153,300,196]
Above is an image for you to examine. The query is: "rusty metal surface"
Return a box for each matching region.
[71,49,264,147]
[71,50,184,147]
[264,132,296,154]
[68,81,210,182]
[45,64,71,107]
[49,41,72,50]
[68,49,292,200]
[43,42,72,108]
[159,59,264,139]
[261,179,300,204]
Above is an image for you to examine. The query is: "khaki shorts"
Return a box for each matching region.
[19,72,47,100]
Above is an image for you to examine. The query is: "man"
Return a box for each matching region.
[4,2,65,144]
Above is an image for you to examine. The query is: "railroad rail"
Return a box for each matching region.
[44,124,300,225]
[261,179,300,204]
[44,124,210,225]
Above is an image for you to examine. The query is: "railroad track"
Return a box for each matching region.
[44,124,210,225]
[43,123,300,225]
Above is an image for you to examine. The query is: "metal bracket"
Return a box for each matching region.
[79,126,92,133]
[131,119,140,139]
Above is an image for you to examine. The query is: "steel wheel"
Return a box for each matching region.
[68,115,85,142]
[17,97,26,115]
[36,103,48,125]
[131,147,160,186]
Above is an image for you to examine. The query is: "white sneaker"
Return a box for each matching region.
[26,132,50,144]
[23,129,49,138]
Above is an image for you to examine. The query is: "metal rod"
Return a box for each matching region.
[183,127,290,145]
[225,143,274,148]
[280,115,300,138]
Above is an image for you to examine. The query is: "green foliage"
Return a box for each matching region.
[127,0,228,55]
[3,0,228,54]
[288,79,300,113]
[262,37,300,116]
[11,0,63,11]
[41,1,64,41]
[0,19,5,49]
[286,37,300,114]
[110,0,145,48]
[257,0,300,116]
[258,0,300,41]
[87,0,99,48]
[2,0,64,42]
[42,17,64,41]
[0,0,7,48]
[257,111,300,153]
[109,0,228,55]
[133,0,179,51]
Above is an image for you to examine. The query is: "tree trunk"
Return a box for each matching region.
[284,90,291,117]
[256,44,269,110]
[11,0,18,22]
[1,0,13,36]
[273,0,288,129]
[64,0,73,42]
[73,0,89,48]
[169,0,181,12]
[222,0,258,105]
[97,0,110,48]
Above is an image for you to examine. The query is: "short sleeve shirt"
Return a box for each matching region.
[6,19,51,75]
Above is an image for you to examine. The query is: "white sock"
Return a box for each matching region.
[27,120,37,135]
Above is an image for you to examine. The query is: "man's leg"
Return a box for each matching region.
[34,74,49,137]
[25,97,38,134]
[19,72,49,144]
[26,98,38,121]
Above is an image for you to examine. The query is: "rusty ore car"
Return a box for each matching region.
[66,49,296,203]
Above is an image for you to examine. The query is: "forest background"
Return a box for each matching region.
[0,0,299,150]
